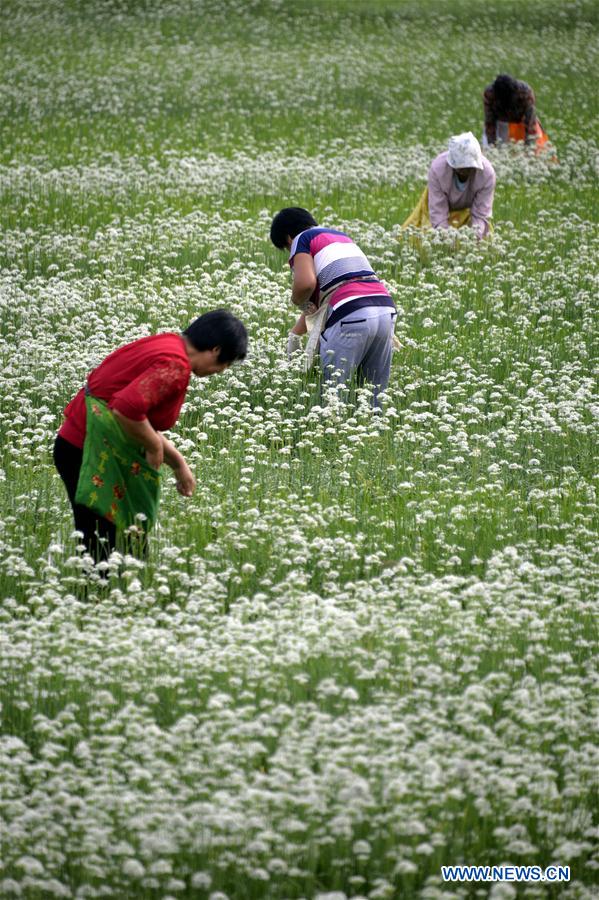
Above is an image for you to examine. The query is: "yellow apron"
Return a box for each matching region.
[401,187,472,230]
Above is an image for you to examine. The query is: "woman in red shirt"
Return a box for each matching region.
[54,309,247,560]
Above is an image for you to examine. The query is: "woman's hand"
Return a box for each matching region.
[174,461,196,497]
[160,435,196,496]
[146,444,164,470]
[287,332,303,359]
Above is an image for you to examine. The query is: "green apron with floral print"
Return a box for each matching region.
[75,394,161,531]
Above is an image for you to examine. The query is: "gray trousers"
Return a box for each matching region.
[319,306,396,403]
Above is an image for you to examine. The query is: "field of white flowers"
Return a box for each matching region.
[0,0,597,897]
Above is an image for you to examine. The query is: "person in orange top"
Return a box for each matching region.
[483,73,551,152]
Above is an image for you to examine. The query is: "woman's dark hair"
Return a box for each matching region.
[270,207,318,249]
[493,73,518,104]
[183,309,248,363]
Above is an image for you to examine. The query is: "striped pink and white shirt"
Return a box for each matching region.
[289,227,395,326]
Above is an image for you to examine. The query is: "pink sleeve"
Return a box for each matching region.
[110,358,190,421]
[427,165,449,229]
[470,167,496,239]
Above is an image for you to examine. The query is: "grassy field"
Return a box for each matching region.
[0,0,597,897]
